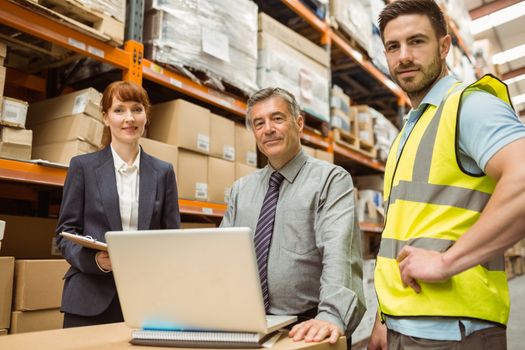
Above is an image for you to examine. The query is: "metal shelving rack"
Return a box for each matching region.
[0,0,385,228]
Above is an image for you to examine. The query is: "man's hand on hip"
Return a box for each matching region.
[288,319,343,344]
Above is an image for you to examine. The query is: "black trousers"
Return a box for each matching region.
[63,294,124,328]
[286,307,353,350]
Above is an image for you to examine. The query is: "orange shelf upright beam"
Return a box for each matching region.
[330,34,407,105]
[281,0,330,32]
[0,0,129,70]
[142,59,247,117]
[123,40,143,85]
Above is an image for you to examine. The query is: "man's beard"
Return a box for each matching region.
[391,54,443,99]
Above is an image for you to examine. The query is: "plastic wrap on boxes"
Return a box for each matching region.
[330,0,372,54]
[144,0,258,95]
[372,109,399,162]
[78,0,125,22]
[369,28,389,75]
[258,33,329,122]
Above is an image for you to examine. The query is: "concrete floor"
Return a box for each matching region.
[508,274,525,350]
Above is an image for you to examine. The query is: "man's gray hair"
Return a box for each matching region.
[245,87,301,130]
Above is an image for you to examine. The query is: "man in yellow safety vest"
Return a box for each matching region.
[368,0,525,349]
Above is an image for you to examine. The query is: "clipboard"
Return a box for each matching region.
[60,232,108,251]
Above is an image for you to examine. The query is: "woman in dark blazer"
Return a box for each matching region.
[56,81,180,328]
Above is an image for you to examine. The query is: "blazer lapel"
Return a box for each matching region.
[95,147,123,231]
[138,151,157,230]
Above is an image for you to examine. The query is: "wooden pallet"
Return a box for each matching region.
[12,0,124,46]
[358,138,377,159]
[333,127,358,149]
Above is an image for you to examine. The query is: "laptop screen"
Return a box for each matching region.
[106,227,269,333]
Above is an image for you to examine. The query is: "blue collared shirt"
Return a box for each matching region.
[388,75,525,340]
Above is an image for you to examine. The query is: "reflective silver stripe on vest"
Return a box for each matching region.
[378,237,505,271]
[389,180,491,212]
[412,101,445,182]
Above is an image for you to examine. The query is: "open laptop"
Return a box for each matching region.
[105,227,296,334]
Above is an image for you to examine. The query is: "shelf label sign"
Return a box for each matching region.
[195,182,208,201]
[88,46,105,58]
[223,146,235,161]
[246,151,257,167]
[68,38,86,51]
[197,134,210,152]
[169,77,183,88]
[202,207,213,215]
[202,27,230,62]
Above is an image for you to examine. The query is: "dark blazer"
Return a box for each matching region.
[56,146,180,316]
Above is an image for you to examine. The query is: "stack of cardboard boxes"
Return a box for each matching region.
[257,13,331,123]
[0,42,32,161]
[27,88,105,165]
[0,214,70,334]
[148,99,257,204]
[10,260,69,333]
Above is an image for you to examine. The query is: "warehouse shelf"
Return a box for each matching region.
[142,60,247,117]
[0,159,66,187]
[360,222,383,233]
[333,143,385,172]
[280,0,408,106]
[0,159,226,217]
[0,0,129,71]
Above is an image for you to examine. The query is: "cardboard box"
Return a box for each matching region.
[0,97,28,129]
[0,66,5,98]
[31,113,105,148]
[330,85,350,113]
[234,162,257,181]
[10,309,63,334]
[177,150,208,201]
[0,127,32,160]
[258,13,330,68]
[210,113,235,161]
[353,105,375,147]
[0,215,60,259]
[13,259,69,311]
[315,149,334,163]
[149,99,210,154]
[303,145,316,157]
[0,257,14,329]
[234,124,257,167]
[32,140,99,166]
[27,88,102,126]
[0,41,6,65]
[139,137,178,171]
[208,157,235,204]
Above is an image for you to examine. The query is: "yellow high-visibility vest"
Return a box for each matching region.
[375,75,512,325]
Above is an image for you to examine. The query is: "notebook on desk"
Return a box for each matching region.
[105,227,297,348]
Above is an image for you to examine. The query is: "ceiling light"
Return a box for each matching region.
[470,1,525,35]
[492,43,525,65]
[505,74,525,85]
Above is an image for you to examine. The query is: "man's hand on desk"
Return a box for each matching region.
[288,319,343,344]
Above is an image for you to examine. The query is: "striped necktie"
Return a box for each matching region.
[254,171,285,312]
